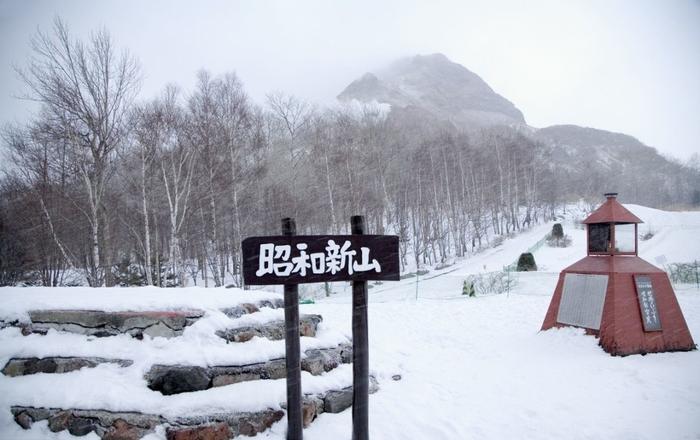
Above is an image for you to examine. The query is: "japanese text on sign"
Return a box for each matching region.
[634,275,662,332]
[241,235,400,285]
[256,239,381,277]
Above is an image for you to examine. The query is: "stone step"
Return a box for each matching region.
[219,298,284,319]
[10,406,283,439]
[216,314,322,343]
[305,376,380,416]
[0,319,19,330]
[17,298,285,339]
[146,344,353,395]
[25,310,204,339]
[2,356,132,377]
[11,378,379,438]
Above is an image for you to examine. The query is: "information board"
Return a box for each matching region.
[634,275,662,332]
[242,235,400,285]
[557,273,609,330]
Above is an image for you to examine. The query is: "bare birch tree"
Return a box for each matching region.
[214,73,251,286]
[16,18,140,286]
[156,87,194,286]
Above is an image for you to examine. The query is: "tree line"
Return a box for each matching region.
[1,19,697,287]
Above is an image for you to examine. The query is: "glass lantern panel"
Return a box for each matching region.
[588,223,610,253]
[614,223,636,253]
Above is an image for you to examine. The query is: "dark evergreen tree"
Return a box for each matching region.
[552,223,564,239]
[517,253,537,271]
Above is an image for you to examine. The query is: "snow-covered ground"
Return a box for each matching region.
[302,288,700,440]
[1,204,699,439]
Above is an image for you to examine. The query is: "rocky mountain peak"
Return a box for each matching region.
[338,53,525,128]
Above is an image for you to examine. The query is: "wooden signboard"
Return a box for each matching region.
[242,235,400,285]
[634,275,662,332]
[243,218,397,440]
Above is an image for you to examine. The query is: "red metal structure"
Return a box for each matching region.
[541,193,695,355]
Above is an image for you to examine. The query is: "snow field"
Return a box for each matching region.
[294,291,700,440]
[1,202,699,439]
[286,203,700,439]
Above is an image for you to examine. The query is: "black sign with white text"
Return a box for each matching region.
[242,235,400,285]
[634,275,662,332]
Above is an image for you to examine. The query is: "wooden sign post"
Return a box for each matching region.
[242,217,399,440]
[282,218,302,440]
[351,215,369,440]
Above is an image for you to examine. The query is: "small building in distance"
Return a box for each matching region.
[541,193,695,355]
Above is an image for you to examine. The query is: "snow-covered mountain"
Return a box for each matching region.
[338,53,525,128]
[534,124,672,174]
[534,124,698,205]
[337,54,699,207]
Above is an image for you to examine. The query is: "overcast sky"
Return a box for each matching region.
[1,0,699,159]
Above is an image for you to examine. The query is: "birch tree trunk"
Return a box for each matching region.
[141,147,153,285]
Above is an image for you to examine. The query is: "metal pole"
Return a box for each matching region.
[282,218,303,440]
[351,215,369,440]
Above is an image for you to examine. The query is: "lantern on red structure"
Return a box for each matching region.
[541,193,695,355]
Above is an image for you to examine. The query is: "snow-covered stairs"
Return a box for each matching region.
[19,298,287,339]
[24,309,205,339]
[2,290,375,439]
[2,357,132,376]
[146,344,352,394]
[11,405,287,439]
[217,314,322,342]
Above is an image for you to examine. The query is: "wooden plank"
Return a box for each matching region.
[242,235,400,285]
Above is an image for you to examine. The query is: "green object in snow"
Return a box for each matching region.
[300,298,315,304]
[517,252,537,272]
[462,280,476,297]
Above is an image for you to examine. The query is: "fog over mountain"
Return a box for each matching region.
[339,54,525,128]
[338,53,700,207]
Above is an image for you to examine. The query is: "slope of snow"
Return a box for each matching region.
[631,204,700,265]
